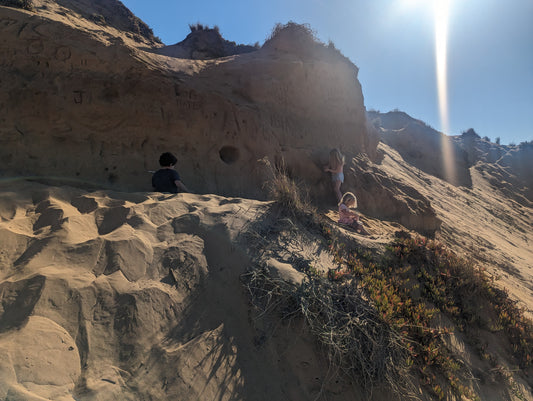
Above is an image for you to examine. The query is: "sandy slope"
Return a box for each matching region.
[372,143,533,317]
[0,179,369,401]
[1,169,531,400]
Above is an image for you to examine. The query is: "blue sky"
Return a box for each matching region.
[121,0,533,145]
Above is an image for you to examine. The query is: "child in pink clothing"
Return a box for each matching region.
[338,192,369,235]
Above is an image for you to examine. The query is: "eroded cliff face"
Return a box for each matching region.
[345,154,442,235]
[368,111,473,188]
[0,6,374,201]
[369,111,533,205]
[454,130,533,204]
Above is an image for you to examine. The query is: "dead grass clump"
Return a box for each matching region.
[242,267,416,399]
[261,157,315,219]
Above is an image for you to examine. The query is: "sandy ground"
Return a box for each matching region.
[1,166,531,400]
[0,179,370,401]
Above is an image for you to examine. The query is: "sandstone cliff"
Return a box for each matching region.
[0,6,373,202]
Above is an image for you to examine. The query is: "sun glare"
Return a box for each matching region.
[435,0,450,134]
[434,0,455,184]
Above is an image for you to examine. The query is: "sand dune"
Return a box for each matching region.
[1,161,531,400]
[0,180,354,400]
[1,1,532,400]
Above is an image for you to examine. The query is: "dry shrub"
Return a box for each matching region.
[261,157,314,218]
[263,21,354,66]
[265,21,318,46]
[242,268,416,399]
[243,211,532,400]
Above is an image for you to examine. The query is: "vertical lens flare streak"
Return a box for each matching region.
[435,0,449,133]
[435,0,455,184]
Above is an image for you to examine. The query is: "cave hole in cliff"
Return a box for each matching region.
[219,146,240,164]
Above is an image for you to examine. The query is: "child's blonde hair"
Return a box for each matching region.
[329,148,345,170]
[339,192,357,208]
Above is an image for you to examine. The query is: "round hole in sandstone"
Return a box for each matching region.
[219,146,240,165]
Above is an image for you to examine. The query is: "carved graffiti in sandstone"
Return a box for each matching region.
[174,84,202,110]
[55,46,71,61]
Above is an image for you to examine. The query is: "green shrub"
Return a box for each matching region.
[388,237,533,369]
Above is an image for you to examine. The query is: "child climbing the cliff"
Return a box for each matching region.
[338,192,369,235]
[152,152,191,193]
[324,148,345,202]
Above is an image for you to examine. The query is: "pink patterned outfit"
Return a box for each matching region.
[338,204,358,225]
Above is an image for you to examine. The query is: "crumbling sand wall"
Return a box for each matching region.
[0,7,374,201]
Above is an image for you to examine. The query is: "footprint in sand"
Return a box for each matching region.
[33,200,65,232]
[71,195,98,214]
[95,206,131,235]
[0,275,46,332]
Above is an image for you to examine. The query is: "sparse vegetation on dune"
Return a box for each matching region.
[330,233,532,400]
[188,22,220,33]
[103,0,159,43]
[266,21,318,44]
[1,1,531,398]
[263,21,355,66]
[245,168,533,400]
